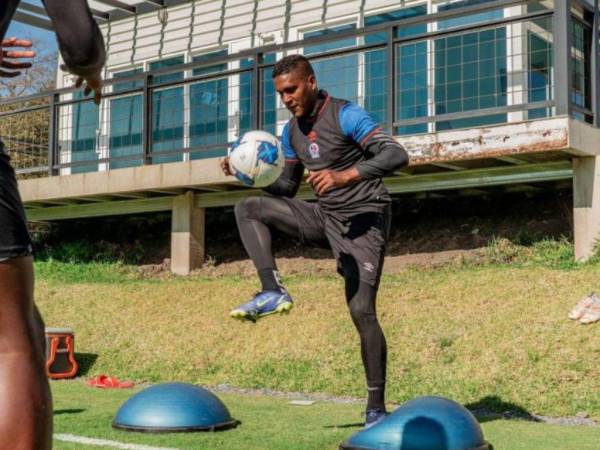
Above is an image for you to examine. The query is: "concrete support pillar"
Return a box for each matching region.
[171,191,205,275]
[573,156,600,261]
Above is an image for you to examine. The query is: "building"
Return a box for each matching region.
[5,0,600,273]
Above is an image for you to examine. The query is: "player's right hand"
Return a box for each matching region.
[0,37,35,78]
[220,156,233,176]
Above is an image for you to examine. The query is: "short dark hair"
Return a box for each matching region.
[272,54,314,79]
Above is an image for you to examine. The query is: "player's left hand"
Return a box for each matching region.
[307,168,360,195]
[0,37,35,78]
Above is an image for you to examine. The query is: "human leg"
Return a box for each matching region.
[345,277,387,413]
[0,257,52,450]
[0,154,52,449]
[232,196,327,320]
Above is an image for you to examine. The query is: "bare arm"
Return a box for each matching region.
[42,0,105,78]
[262,160,304,198]
[42,0,106,104]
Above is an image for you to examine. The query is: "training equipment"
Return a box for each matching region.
[113,382,238,432]
[228,130,284,187]
[87,374,134,389]
[229,289,293,322]
[340,396,492,450]
[45,327,78,379]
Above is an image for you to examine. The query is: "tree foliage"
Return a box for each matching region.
[0,39,57,178]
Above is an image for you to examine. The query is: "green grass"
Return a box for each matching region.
[36,264,600,419]
[51,380,600,450]
[35,261,136,284]
[34,238,600,423]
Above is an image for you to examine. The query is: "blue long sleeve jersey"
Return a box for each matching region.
[264,93,409,214]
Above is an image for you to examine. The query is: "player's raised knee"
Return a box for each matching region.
[234,196,262,220]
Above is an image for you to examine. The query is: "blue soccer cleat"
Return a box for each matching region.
[364,408,388,429]
[230,290,293,322]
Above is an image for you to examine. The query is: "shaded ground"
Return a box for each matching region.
[33,189,573,271]
[50,381,600,450]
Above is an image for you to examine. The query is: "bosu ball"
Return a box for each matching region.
[340,396,492,450]
[113,382,239,432]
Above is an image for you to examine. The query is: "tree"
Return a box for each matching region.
[0,39,57,178]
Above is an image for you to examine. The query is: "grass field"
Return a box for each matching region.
[51,380,600,450]
[37,256,600,417]
[34,239,600,448]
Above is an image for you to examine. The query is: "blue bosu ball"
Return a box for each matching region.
[340,396,492,450]
[113,382,239,432]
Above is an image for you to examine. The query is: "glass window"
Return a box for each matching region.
[150,56,184,164]
[304,24,359,103]
[435,1,507,130]
[528,28,553,119]
[437,0,504,29]
[239,57,254,135]
[70,92,99,174]
[189,51,228,160]
[262,53,278,136]
[109,68,143,169]
[365,5,428,134]
[237,54,277,138]
[571,18,592,120]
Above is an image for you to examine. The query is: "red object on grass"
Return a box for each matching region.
[87,375,134,389]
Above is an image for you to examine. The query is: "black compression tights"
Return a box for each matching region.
[234,196,387,410]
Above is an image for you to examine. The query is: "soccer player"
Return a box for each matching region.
[0,2,105,448]
[221,54,409,428]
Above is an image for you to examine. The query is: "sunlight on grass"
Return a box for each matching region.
[36,251,600,420]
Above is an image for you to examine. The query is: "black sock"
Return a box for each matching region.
[258,268,285,292]
[367,384,385,411]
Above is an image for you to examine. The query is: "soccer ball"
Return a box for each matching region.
[228,130,285,187]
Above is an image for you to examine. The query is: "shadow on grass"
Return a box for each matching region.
[54,408,85,415]
[323,422,364,429]
[74,353,98,377]
[466,396,540,423]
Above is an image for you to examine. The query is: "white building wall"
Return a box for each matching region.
[89,0,419,71]
[56,0,556,175]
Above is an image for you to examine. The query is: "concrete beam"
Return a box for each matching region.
[190,161,573,208]
[573,157,600,261]
[18,118,578,205]
[25,196,173,221]
[171,191,205,275]
[398,117,570,164]
[18,158,232,203]
[567,118,600,156]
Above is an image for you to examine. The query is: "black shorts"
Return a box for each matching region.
[0,153,32,262]
[281,197,391,286]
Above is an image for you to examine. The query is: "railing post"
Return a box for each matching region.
[142,73,153,165]
[47,93,59,176]
[553,0,573,116]
[386,26,396,135]
[592,0,600,127]
[252,52,263,130]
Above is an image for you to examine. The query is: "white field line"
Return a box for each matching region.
[54,433,179,450]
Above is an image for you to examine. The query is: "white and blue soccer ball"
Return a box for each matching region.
[228,130,285,188]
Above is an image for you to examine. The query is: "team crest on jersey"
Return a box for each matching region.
[308,142,320,159]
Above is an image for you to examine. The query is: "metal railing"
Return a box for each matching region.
[0,0,598,179]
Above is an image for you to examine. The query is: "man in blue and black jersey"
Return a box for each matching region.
[221,54,408,427]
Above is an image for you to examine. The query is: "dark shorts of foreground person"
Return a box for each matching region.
[0,152,33,262]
